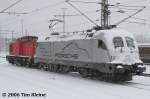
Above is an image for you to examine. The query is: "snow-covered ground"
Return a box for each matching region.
[0,56,150,99]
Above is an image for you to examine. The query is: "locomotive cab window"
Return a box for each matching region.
[113,37,124,48]
[98,40,107,50]
[125,37,135,48]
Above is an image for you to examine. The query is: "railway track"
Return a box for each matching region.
[118,73,150,91]
[1,59,150,92]
[131,82,150,87]
[139,73,150,77]
[118,82,150,92]
[123,84,150,91]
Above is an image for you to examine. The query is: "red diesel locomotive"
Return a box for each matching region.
[6,36,38,66]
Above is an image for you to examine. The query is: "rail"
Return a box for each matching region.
[139,73,150,77]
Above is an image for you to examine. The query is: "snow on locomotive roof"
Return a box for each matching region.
[38,28,134,42]
[97,28,134,38]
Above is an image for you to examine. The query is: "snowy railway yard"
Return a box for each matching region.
[0,0,150,98]
[0,56,150,99]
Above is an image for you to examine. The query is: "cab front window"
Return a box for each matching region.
[125,37,135,48]
[113,37,124,48]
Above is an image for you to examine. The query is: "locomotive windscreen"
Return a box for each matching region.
[113,37,124,48]
[125,37,135,48]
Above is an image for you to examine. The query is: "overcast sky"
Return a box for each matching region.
[0,0,150,42]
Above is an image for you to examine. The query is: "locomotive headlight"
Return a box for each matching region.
[116,65,125,73]
[117,65,124,69]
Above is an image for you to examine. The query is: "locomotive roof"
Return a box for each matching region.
[99,29,134,40]
[17,36,38,41]
[38,28,134,42]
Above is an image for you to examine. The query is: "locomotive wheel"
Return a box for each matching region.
[48,64,53,72]
[57,65,63,73]
[62,66,70,73]
[11,60,15,64]
[50,65,58,72]
[57,65,70,73]
[8,59,12,63]
[38,63,48,71]
[14,60,21,66]
[8,59,14,64]
[78,68,89,78]
[89,69,101,78]
[38,63,43,70]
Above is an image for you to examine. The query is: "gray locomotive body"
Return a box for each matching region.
[34,29,145,81]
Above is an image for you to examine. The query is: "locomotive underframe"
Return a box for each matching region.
[35,58,145,81]
[6,55,34,67]
[6,56,145,81]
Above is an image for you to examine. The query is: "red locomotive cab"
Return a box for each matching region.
[13,40,23,56]
[21,36,38,57]
[6,36,38,66]
[22,40,37,57]
[9,40,22,56]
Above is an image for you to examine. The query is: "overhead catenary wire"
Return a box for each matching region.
[54,19,99,31]
[66,0,99,27]
[121,12,147,22]
[69,20,99,27]
[0,0,23,13]
[0,0,147,34]
[115,6,146,26]
[18,9,100,30]
[111,9,146,21]
[109,4,147,23]
[27,1,65,14]
[115,4,148,8]
[2,8,100,29]
[0,1,65,27]
[124,21,146,25]
[0,1,64,16]
[67,0,101,4]
[115,7,141,11]
[114,9,147,24]
[54,9,100,17]
[0,11,27,15]
[2,1,144,27]
[131,17,146,21]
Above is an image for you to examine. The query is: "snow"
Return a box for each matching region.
[0,52,7,58]
[0,56,150,99]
